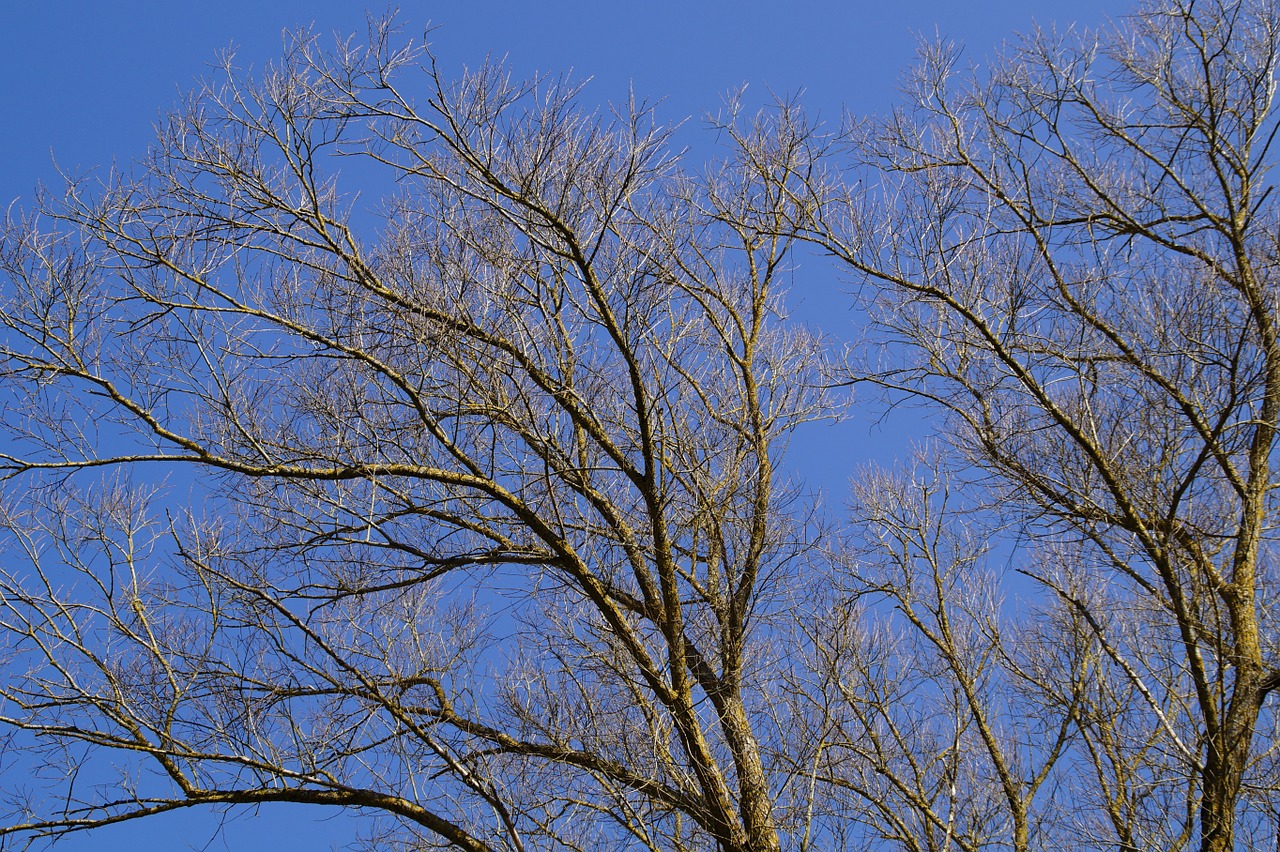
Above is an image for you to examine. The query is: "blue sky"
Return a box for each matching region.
[1,2,1120,849]
[1,1,1123,214]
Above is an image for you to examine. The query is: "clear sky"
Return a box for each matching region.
[0,2,1120,849]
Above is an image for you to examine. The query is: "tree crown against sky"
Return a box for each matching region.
[2,1,1280,851]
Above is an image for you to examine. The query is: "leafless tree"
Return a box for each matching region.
[10,2,1280,850]
[812,0,1280,849]
[787,456,1086,852]
[0,20,832,851]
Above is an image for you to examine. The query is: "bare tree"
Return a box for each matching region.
[0,20,831,851]
[813,0,1280,848]
[790,456,1086,852]
[11,3,1280,850]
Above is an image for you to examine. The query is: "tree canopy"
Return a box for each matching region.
[2,2,1279,850]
